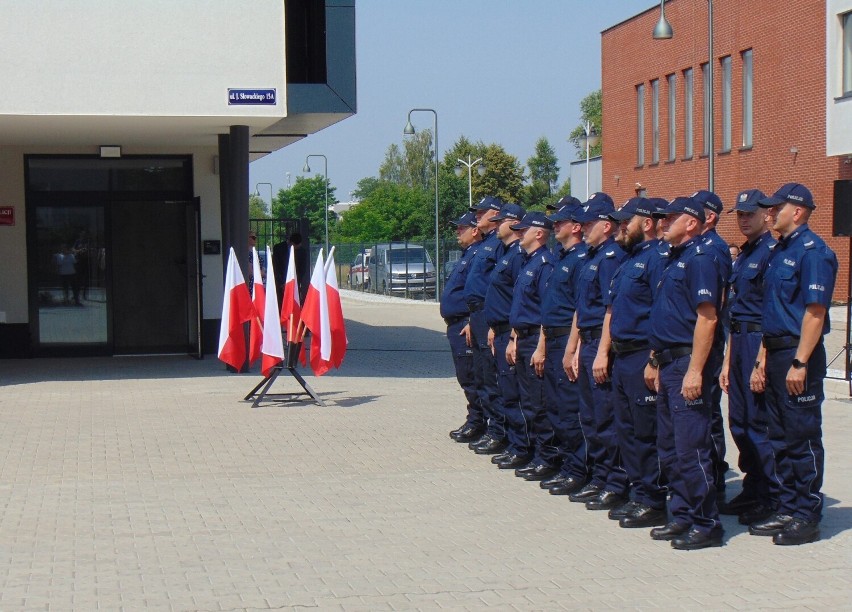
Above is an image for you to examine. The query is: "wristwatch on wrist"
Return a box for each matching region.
[791,358,807,369]
[648,355,659,369]
[754,361,761,369]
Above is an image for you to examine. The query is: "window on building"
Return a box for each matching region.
[684,68,694,158]
[651,79,659,163]
[702,63,710,155]
[742,49,753,147]
[721,55,732,152]
[844,12,852,95]
[637,83,645,166]
[667,74,676,161]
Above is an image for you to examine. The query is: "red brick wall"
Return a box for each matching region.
[602,0,852,300]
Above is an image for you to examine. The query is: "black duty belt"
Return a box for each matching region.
[514,326,539,339]
[730,320,762,334]
[763,335,800,351]
[467,301,484,313]
[655,344,693,366]
[543,326,572,339]
[443,315,467,326]
[491,322,511,335]
[579,327,603,343]
[611,339,649,355]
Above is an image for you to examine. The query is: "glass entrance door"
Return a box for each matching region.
[33,205,108,349]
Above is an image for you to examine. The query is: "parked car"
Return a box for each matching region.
[348,250,371,290]
[369,242,437,297]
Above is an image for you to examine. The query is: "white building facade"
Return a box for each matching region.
[0,0,356,357]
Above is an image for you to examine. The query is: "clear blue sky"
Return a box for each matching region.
[249,0,656,204]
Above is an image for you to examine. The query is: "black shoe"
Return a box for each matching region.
[449,423,467,439]
[549,477,587,496]
[749,513,794,536]
[540,474,568,489]
[491,452,512,464]
[569,483,602,503]
[738,503,775,525]
[452,424,485,443]
[772,518,820,546]
[467,434,491,450]
[514,461,541,477]
[671,528,724,550]
[497,454,533,470]
[620,505,668,529]
[650,521,690,541]
[718,492,759,515]
[608,500,641,520]
[521,464,558,482]
[586,490,627,511]
[474,437,508,455]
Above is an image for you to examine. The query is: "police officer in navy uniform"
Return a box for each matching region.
[748,183,837,546]
[483,204,528,463]
[718,189,779,525]
[563,193,628,510]
[606,197,669,528]
[532,200,589,495]
[647,196,724,550]
[442,212,484,443]
[464,196,509,453]
[692,190,732,499]
[504,212,558,479]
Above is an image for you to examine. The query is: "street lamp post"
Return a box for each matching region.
[303,154,329,256]
[254,182,273,215]
[578,121,600,200]
[404,108,440,302]
[454,155,485,209]
[654,0,714,192]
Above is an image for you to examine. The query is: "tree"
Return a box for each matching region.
[334,181,431,243]
[249,193,271,219]
[568,89,603,159]
[477,143,525,203]
[379,129,435,191]
[352,176,383,201]
[271,175,337,244]
[527,137,560,194]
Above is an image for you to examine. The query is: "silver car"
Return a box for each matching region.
[370,243,436,297]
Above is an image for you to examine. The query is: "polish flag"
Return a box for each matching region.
[260,246,285,376]
[280,245,302,339]
[302,250,332,376]
[324,250,347,368]
[217,247,254,371]
[248,246,265,365]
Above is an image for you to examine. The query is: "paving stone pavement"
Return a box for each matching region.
[0,290,850,611]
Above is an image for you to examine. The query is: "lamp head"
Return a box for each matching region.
[403,120,415,135]
[653,0,673,39]
[477,164,486,177]
[302,162,311,173]
[587,126,600,148]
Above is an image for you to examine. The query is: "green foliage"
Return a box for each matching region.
[568,89,603,160]
[249,194,271,219]
[271,175,337,244]
[379,129,435,191]
[478,143,525,203]
[527,137,560,193]
[334,181,431,242]
[352,176,383,200]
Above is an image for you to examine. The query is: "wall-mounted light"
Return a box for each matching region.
[99,145,121,158]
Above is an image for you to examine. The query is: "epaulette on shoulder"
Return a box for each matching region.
[803,239,816,250]
[604,250,616,258]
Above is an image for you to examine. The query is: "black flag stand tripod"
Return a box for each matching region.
[244,341,325,407]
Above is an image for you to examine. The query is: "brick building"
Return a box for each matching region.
[601,0,852,300]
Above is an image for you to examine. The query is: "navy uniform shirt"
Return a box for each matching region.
[727,231,776,324]
[464,229,503,306]
[540,242,588,328]
[509,245,554,329]
[440,241,481,319]
[575,236,626,329]
[762,224,838,337]
[609,239,667,343]
[703,228,733,284]
[649,236,723,350]
[485,240,524,327]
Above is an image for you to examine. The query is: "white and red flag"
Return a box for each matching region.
[260,246,285,376]
[217,247,254,371]
[324,249,347,369]
[248,246,265,365]
[301,250,332,376]
[280,244,302,339]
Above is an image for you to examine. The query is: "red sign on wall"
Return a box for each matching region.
[0,206,13,226]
